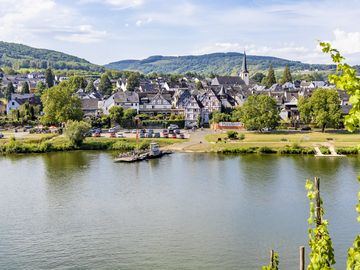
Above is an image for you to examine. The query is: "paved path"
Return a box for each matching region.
[163,129,213,152]
[313,142,345,157]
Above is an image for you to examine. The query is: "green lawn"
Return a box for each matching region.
[205,131,360,148]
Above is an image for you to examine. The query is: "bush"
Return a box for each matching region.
[226,131,238,139]
[238,133,245,140]
[65,120,91,147]
[138,141,150,150]
[112,141,136,151]
[258,146,277,154]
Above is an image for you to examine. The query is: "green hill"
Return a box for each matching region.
[105,52,337,75]
[0,41,104,72]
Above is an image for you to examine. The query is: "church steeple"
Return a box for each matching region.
[241,50,249,73]
[240,50,249,86]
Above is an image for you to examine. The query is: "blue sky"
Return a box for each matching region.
[1,0,360,65]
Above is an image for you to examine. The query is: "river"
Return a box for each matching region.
[0,152,359,269]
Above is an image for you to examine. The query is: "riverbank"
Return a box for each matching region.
[0,136,182,154]
[1,129,359,155]
[163,129,360,155]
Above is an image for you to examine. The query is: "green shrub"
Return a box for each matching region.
[226,131,238,139]
[138,141,150,150]
[112,141,136,151]
[65,120,91,147]
[258,146,277,154]
[239,133,245,140]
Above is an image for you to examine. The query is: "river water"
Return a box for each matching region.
[0,152,359,269]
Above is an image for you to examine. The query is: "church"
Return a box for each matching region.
[211,51,250,86]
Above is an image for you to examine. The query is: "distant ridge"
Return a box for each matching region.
[105,52,337,75]
[0,41,104,72]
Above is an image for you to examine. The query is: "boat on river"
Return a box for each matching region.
[114,143,172,163]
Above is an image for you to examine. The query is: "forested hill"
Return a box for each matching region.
[105,52,336,75]
[0,41,104,72]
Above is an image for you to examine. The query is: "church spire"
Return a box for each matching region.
[240,50,249,86]
[242,50,248,73]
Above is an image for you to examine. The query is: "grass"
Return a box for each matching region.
[0,135,185,155]
[205,131,360,148]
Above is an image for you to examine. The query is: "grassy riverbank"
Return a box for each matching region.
[163,130,360,155]
[0,135,182,154]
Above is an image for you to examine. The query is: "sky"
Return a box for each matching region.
[1,0,360,65]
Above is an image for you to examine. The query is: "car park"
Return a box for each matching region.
[116,133,125,138]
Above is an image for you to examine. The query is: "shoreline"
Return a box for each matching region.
[1,130,359,156]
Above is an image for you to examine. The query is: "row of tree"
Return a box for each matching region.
[211,88,342,132]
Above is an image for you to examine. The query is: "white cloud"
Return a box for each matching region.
[331,29,360,54]
[55,25,107,43]
[0,0,106,45]
[135,17,153,27]
[78,0,143,9]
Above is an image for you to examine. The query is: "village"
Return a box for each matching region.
[0,53,351,132]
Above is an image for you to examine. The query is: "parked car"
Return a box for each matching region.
[174,129,181,134]
[163,133,169,138]
[146,133,153,138]
[139,133,145,138]
[178,133,185,139]
[131,129,137,134]
[171,133,177,139]
[148,129,154,134]
[153,132,160,138]
[0,133,4,139]
[301,126,312,131]
[124,130,131,133]
[116,133,125,138]
[93,132,101,137]
[110,132,116,138]
[168,124,179,129]
[162,129,169,135]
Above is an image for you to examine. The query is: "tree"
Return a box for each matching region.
[5,82,15,100]
[21,81,30,94]
[305,178,336,269]
[252,72,266,84]
[347,176,360,269]
[299,89,342,132]
[210,112,231,123]
[123,108,137,120]
[126,73,140,91]
[65,120,91,147]
[109,106,124,125]
[280,65,292,84]
[321,42,360,132]
[68,76,87,92]
[85,79,96,93]
[263,65,277,88]
[237,95,280,131]
[35,81,47,95]
[98,74,112,96]
[41,81,83,124]
[45,68,54,88]
[297,96,312,124]
[195,80,203,90]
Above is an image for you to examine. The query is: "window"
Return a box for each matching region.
[12,102,15,106]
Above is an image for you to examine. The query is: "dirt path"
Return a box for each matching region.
[163,129,213,152]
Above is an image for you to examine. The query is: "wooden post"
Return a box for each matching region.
[314,177,321,226]
[270,249,274,267]
[299,246,305,270]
